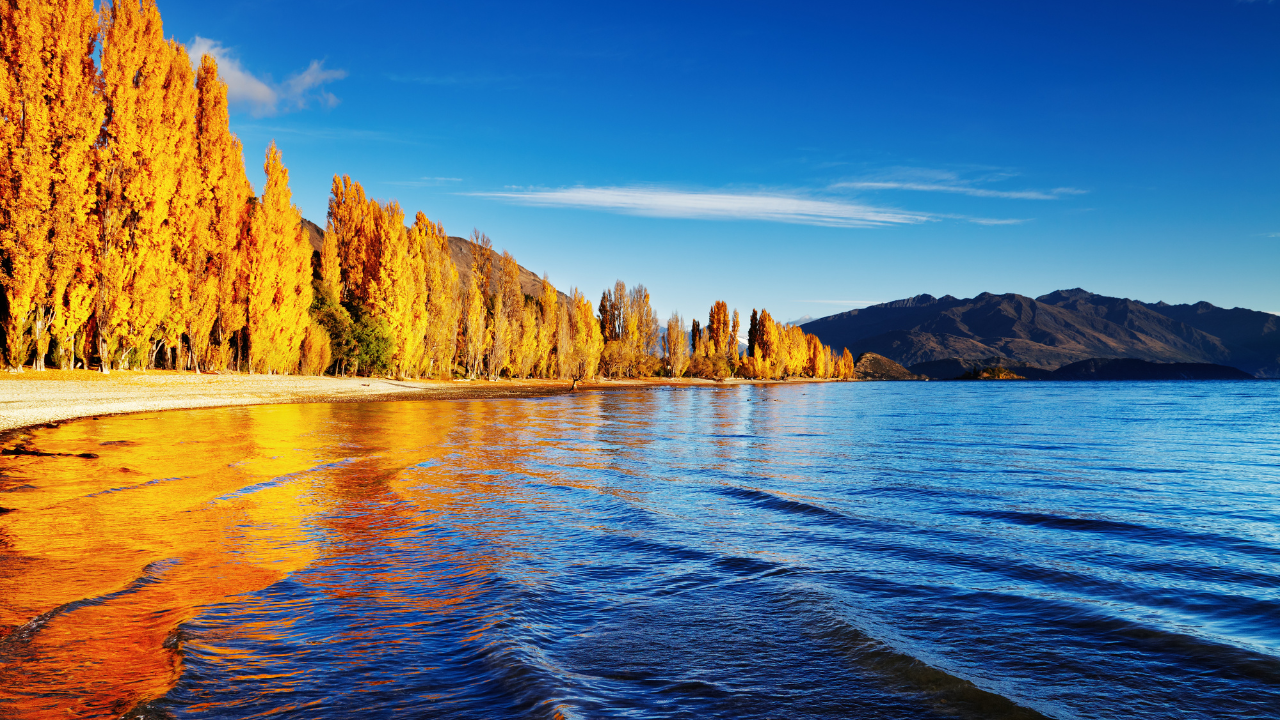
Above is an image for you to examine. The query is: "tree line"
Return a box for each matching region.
[0,0,853,381]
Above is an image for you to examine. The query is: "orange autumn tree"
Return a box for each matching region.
[0,0,104,371]
[665,312,689,378]
[567,288,603,381]
[246,142,311,374]
[419,213,459,378]
[96,0,176,371]
[192,54,251,371]
[157,41,199,370]
[47,0,105,371]
[535,275,559,378]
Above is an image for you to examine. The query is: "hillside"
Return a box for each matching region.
[302,219,566,303]
[802,289,1279,377]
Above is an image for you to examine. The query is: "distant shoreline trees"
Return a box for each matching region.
[0,0,853,382]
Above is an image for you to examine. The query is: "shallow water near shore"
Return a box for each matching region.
[2,381,1279,719]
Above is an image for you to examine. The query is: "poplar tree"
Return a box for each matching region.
[517,304,538,378]
[488,289,510,379]
[0,0,103,370]
[568,288,603,381]
[247,142,310,373]
[665,313,689,378]
[47,0,105,371]
[536,275,557,378]
[365,199,421,376]
[0,0,50,369]
[97,0,175,370]
[494,250,521,375]
[556,299,571,379]
[192,55,249,370]
[757,309,777,376]
[419,212,458,378]
[159,42,198,368]
[328,175,368,305]
[462,253,487,378]
[729,310,740,364]
[708,300,730,357]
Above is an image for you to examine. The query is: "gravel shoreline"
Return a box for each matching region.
[0,371,581,434]
[0,371,782,435]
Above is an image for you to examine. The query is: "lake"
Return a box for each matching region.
[2,381,1278,719]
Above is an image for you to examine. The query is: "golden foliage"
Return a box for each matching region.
[247,142,310,374]
[300,320,332,376]
[0,0,845,383]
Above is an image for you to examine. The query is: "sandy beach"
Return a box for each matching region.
[0,371,580,434]
[0,370,774,435]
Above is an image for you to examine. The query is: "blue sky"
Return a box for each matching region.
[160,0,1280,321]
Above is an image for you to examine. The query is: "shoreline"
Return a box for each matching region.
[0,370,814,437]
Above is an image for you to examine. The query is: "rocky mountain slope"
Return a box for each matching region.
[802,289,1279,377]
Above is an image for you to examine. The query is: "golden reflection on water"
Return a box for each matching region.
[0,389,786,717]
[0,404,344,717]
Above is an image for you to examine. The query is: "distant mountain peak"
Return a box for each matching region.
[875,294,939,309]
[1036,288,1098,304]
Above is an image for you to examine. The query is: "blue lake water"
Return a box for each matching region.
[2,381,1279,719]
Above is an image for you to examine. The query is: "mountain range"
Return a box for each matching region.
[801,289,1279,378]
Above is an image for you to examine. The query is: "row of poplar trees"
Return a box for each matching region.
[0,0,313,373]
[313,176,605,381]
[660,301,858,381]
[0,0,853,380]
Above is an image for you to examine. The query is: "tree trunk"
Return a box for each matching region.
[99,332,110,374]
[32,307,47,371]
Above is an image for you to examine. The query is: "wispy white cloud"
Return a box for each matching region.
[189,37,347,117]
[835,180,1084,200]
[833,167,1085,201]
[1262,232,1280,238]
[966,217,1029,225]
[387,177,464,187]
[470,186,933,228]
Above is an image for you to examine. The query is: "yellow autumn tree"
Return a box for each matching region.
[327,175,369,306]
[536,275,558,378]
[158,41,198,369]
[708,300,730,359]
[516,303,539,378]
[665,312,689,378]
[47,0,105,371]
[487,250,520,378]
[419,213,459,378]
[246,142,311,373]
[96,0,176,371]
[0,0,104,371]
[192,54,250,371]
[364,199,420,376]
[729,309,740,365]
[0,0,53,369]
[568,288,603,380]
[461,251,487,379]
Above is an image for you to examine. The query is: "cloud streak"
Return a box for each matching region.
[470,186,935,228]
[386,177,465,187]
[834,180,1085,200]
[189,37,347,116]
